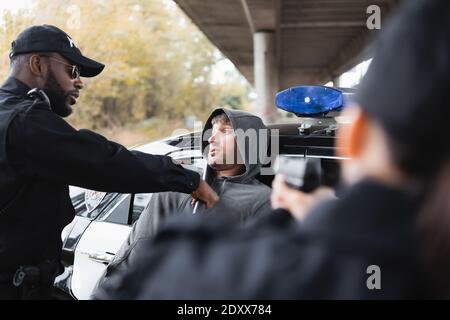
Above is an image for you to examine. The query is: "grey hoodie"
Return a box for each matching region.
[94,108,272,293]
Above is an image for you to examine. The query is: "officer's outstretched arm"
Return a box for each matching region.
[6,107,200,195]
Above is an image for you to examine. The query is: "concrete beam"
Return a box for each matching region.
[281,21,367,28]
[240,0,255,34]
[242,0,278,31]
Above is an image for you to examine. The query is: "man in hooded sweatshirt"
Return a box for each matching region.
[93,108,272,293]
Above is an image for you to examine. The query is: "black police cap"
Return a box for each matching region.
[9,24,105,78]
[355,0,450,149]
[354,0,450,174]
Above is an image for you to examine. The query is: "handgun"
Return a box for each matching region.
[273,155,322,193]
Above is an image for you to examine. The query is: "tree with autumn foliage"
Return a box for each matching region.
[0,0,252,145]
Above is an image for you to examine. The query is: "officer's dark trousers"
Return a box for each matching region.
[0,282,54,299]
[0,282,21,299]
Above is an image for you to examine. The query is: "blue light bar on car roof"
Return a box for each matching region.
[275,86,355,117]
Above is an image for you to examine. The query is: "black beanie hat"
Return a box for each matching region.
[355,0,450,175]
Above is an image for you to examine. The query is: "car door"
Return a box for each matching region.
[71,193,135,300]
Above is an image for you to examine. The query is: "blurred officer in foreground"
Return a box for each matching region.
[94,0,450,299]
[0,25,218,299]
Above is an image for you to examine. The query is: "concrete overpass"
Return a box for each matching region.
[174,0,400,122]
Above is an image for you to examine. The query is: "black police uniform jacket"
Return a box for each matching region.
[94,180,441,299]
[0,77,200,272]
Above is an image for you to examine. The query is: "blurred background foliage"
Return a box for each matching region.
[0,0,253,146]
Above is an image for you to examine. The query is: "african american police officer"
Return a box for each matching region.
[0,25,218,299]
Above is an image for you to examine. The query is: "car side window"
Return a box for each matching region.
[128,152,205,225]
[71,191,88,216]
[131,193,153,224]
[94,149,204,226]
[168,149,205,174]
[99,194,131,225]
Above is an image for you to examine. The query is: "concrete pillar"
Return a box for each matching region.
[254,31,277,123]
[333,75,341,88]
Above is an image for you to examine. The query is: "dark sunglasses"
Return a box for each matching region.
[40,55,80,79]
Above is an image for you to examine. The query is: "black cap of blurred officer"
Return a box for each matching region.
[355,0,450,177]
